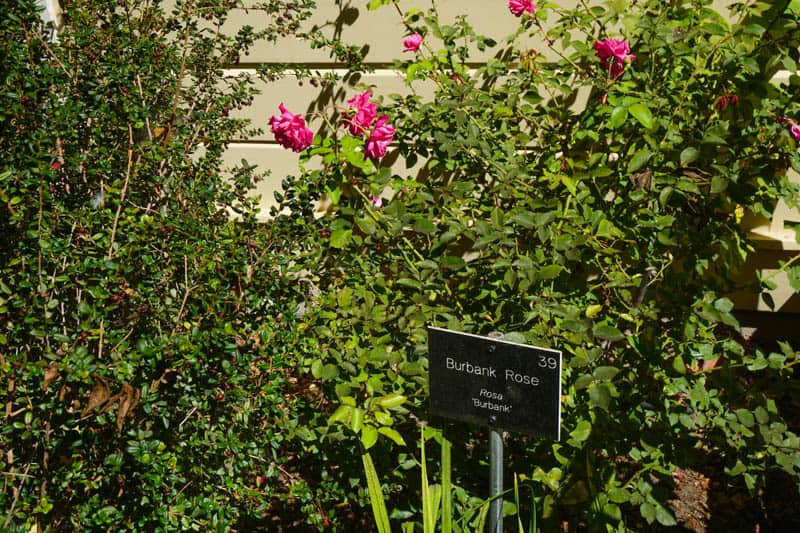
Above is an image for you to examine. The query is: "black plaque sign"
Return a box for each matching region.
[428,326,562,440]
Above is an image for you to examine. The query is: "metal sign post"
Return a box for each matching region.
[487,331,505,533]
[427,326,562,532]
[489,427,504,533]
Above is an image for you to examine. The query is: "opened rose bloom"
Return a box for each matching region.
[365,115,395,160]
[594,38,636,78]
[508,0,536,17]
[403,33,423,53]
[345,90,378,136]
[269,103,314,152]
[508,0,535,17]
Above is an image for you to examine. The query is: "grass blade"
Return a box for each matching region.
[441,432,452,533]
[421,431,433,533]
[362,451,391,533]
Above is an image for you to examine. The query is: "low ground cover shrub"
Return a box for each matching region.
[270,0,800,529]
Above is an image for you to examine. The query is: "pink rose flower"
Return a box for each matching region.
[365,115,395,160]
[778,117,800,140]
[403,33,423,53]
[345,90,377,136]
[593,38,636,78]
[508,0,536,17]
[269,103,314,152]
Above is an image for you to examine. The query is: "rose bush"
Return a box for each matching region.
[269,0,800,530]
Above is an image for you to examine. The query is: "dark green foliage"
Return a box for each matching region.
[0,0,342,530]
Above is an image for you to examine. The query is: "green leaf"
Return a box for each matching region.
[629,103,654,129]
[607,487,630,504]
[440,255,466,271]
[378,427,406,446]
[627,149,653,172]
[538,264,563,279]
[702,22,729,36]
[351,407,364,433]
[603,502,621,521]
[311,359,323,378]
[319,363,339,380]
[714,298,734,313]
[596,218,623,239]
[787,266,800,292]
[329,229,352,249]
[654,504,677,526]
[503,331,527,344]
[511,212,535,228]
[574,373,594,390]
[413,218,437,234]
[561,175,577,195]
[361,424,379,449]
[640,502,656,524]
[609,106,628,129]
[367,0,390,10]
[570,419,592,442]
[593,324,624,342]
[397,278,423,290]
[356,216,377,235]
[680,147,699,166]
[593,366,620,381]
[747,355,769,371]
[373,410,393,426]
[589,382,612,411]
[585,304,603,318]
[328,405,353,425]
[710,175,727,194]
[736,409,755,427]
[377,393,406,409]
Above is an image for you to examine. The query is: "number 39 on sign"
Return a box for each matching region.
[538,355,558,369]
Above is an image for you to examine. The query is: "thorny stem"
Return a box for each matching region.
[351,183,425,270]
[172,256,199,335]
[108,124,137,260]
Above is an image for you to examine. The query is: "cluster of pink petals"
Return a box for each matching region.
[594,38,636,78]
[342,90,395,160]
[403,33,423,53]
[508,0,536,17]
[345,90,378,135]
[270,77,396,161]
[778,117,800,140]
[269,103,314,152]
[365,115,395,160]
